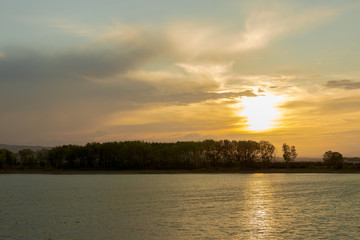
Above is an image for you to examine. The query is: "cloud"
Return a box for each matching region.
[0,40,255,115]
[20,0,340,77]
[225,74,306,97]
[278,93,360,137]
[176,62,233,81]
[47,18,96,37]
[0,45,157,84]
[0,1,345,147]
[104,98,245,132]
[282,95,360,113]
[324,80,360,90]
[85,67,256,105]
[100,23,139,40]
[0,38,164,143]
[149,90,256,105]
[166,2,337,60]
[0,38,257,146]
[242,1,337,35]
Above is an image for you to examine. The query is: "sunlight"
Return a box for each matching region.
[243,175,275,239]
[239,94,283,131]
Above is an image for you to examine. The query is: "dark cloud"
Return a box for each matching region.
[0,44,254,115]
[0,44,159,84]
[0,41,165,115]
[324,80,360,90]
[0,40,257,145]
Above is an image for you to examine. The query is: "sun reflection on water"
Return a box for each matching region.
[243,174,275,239]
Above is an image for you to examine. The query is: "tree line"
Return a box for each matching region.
[0,140,352,170]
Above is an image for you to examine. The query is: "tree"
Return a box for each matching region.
[0,149,16,169]
[18,149,36,168]
[282,143,297,168]
[236,141,260,168]
[323,151,343,169]
[259,141,275,168]
[36,149,49,168]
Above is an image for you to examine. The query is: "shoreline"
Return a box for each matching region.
[1,168,360,174]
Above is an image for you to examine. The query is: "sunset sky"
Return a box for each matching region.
[1,0,360,157]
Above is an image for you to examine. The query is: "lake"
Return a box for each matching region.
[1,173,360,239]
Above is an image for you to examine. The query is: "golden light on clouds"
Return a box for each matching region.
[239,94,284,131]
[2,0,360,157]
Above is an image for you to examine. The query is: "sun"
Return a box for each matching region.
[239,94,283,131]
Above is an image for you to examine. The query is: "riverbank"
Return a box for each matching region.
[1,168,360,174]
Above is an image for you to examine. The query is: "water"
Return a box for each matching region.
[1,173,360,239]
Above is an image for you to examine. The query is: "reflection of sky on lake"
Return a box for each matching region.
[1,174,360,239]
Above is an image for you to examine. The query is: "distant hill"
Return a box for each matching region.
[0,144,52,153]
[344,157,360,163]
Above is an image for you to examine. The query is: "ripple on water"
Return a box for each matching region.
[0,174,360,239]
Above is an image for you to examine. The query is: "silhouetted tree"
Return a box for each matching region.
[323,151,343,169]
[282,143,297,168]
[5,140,334,171]
[259,141,276,168]
[236,141,260,168]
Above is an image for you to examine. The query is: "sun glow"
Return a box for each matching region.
[239,94,283,131]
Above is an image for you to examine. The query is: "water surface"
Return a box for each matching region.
[1,174,360,239]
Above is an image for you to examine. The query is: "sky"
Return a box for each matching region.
[1,0,360,157]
